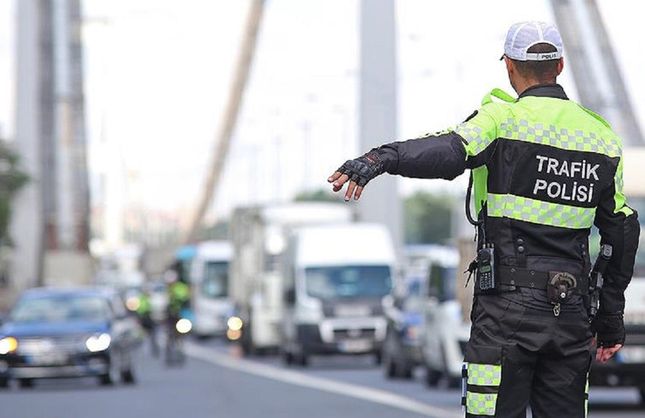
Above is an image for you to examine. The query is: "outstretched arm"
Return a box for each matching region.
[327,132,467,201]
[328,107,500,200]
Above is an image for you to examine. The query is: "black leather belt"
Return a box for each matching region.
[496,266,588,294]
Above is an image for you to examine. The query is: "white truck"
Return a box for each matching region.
[189,241,233,338]
[280,223,396,366]
[229,203,352,354]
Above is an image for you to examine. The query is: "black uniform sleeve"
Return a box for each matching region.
[373,132,468,180]
[594,163,640,315]
[369,105,503,180]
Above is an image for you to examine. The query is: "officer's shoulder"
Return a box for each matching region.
[575,103,612,129]
[477,88,515,119]
[576,102,622,142]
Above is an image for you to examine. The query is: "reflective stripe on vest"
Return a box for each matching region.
[498,118,620,157]
[487,193,596,229]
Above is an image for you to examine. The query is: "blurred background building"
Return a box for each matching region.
[9,0,91,302]
[0,0,644,302]
[1,1,645,415]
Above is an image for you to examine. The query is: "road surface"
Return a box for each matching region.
[0,338,642,417]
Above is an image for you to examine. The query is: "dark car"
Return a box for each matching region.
[0,287,142,388]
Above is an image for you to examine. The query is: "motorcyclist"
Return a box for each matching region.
[136,288,159,357]
[165,263,190,365]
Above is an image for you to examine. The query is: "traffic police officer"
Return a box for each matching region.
[328,21,639,417]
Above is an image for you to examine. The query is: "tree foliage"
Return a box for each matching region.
[404,191,454,244]
[293,189,338,203]
[0,141,29,246]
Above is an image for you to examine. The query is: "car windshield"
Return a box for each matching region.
[201,261,229,298]
[10,295,111,323]
[428,265,457,302]
[304,265,392,300]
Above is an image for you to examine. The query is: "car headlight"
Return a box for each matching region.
[85,333,111,352]
[227,316,243,332]
[175,318,192,334]
[0,337,18,355]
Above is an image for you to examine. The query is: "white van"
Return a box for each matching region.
[190,241,233,338]
[281,223,396,366]
[417,247,466,386]
[230,203,352,354]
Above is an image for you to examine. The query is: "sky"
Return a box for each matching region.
[2,0,645,227]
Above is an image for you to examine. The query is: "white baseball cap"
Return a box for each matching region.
[502,21,563,61]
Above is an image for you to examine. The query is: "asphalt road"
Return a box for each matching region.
[0,337,643,418]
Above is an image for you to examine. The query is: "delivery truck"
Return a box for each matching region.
[280,223,396,366]
[229,203,352,354]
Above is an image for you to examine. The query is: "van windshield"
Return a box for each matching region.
[304,265,392,300]
[201,261,229,298]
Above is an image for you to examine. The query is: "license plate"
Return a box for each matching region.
[339,339,372,353]
[616,346,645,363]
[28,353,68,366]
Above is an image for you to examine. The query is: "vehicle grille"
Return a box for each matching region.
[18,336,84,355]
[333,328,376,340]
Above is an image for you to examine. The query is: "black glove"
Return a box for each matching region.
[336,150,385,187]
[591,313,625,347]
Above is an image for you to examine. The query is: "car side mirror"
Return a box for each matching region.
[284,288,296,305]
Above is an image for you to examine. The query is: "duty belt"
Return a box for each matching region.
[494,266,588,295]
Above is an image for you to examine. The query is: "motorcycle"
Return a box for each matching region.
[165,309,193,366]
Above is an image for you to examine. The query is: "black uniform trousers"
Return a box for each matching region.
[464,287,593,418]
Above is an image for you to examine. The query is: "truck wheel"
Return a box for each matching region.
[297,351,309,367]
[400,363,413,379]
[18,378,34,389]
[282,350,294,366]
[425,365,441,387]
[639,387,645,405]
[0,377,8,389]
[241,326,255,356]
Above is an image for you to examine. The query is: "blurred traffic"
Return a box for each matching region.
[0,287,141,386]
[1,0,645,417]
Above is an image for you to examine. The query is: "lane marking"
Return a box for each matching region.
[185,343,462,418]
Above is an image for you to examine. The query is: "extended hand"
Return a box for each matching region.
[596,344,622,363]
[327,151,384,201]
[591,313,625,363]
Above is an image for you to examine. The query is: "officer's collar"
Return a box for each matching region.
[518,83,568,100]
